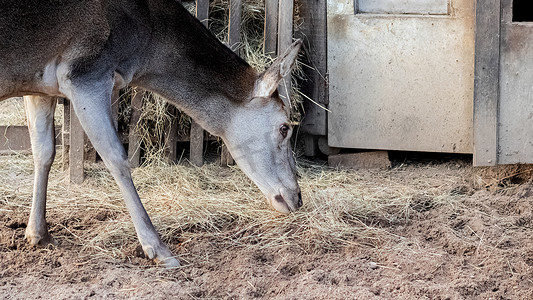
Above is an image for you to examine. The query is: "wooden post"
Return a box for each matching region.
[295,0,329,135]
[128,89,143,167]
[190,122,204,166]
[297,0,328,156]
[277,0,294,106]
[69,101,85,184]
[189,0,209,167]
[165,106,179,163]
[228,0,242,51]
[264,0,279,56]
[196,0,209,25]
[473,0,501,166]
[304,135,318,157]
[61,98,70,171]
[220,0,243,166]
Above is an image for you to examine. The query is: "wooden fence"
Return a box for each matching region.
[0,0,328,183]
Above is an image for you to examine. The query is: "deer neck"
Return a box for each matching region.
[132,1,257,136]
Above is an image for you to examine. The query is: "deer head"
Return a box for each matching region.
[222,40,303,214]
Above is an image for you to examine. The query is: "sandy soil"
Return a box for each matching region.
[1,156,533,299]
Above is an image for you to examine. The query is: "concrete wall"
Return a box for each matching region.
[327,0,475,153]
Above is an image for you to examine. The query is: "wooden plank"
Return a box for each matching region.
[165,106,179,163]
[0,126,32,153]
[228,0,242,52]
[196,0,209,26]
[190,0,209,166]
[277,0,294,107]
[264,0,279,56]
[221,0,242,166]
[69,103,85,184]
[0,125,62,154]
[297,0,328,137]
[128,90,143,167]
[277,0,294,58]
[303,135,318,157]
[473,0,501,166]
[220,145,233,166]
[189,121,204,166]
[61,98,70,171]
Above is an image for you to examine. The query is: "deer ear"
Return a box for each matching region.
[253,39,302,98]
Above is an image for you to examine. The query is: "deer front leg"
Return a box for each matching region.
[61,79,179,268]
[24,95,57,246]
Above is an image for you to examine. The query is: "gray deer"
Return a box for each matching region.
[0,0,302,267]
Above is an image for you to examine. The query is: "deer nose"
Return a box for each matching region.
[273,193,301,212]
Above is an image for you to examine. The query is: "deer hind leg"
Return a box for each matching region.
[24,95,57,246]
[60,78,179,267]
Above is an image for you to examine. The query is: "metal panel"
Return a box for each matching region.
[473,0,501,166]
[497,0,533,164]
[327,0,475,153]
[358,0,448,15]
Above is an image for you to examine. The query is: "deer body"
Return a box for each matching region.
[0,0,302,267]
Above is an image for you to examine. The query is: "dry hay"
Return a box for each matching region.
[0,97,64,127]
[0,153,470,264]
[0,98,26,126]
[473,164,533,190]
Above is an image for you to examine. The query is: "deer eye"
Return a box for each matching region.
[279,124,290,137]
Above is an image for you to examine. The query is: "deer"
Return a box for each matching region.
[0,0,302,267]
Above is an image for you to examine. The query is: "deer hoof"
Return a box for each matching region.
[142,245,156,259]
[142,244,180,268]
[158,256,180,268]
[25,231,57,247]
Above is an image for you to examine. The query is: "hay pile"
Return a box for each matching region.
[0,98,26,126]
[0,153,469,262]
[0,97,64,127]
[473,164,533,190]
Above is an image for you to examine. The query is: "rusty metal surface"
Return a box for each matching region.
[327,0,475,153]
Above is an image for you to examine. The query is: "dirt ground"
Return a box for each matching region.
[1,154,533,299]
